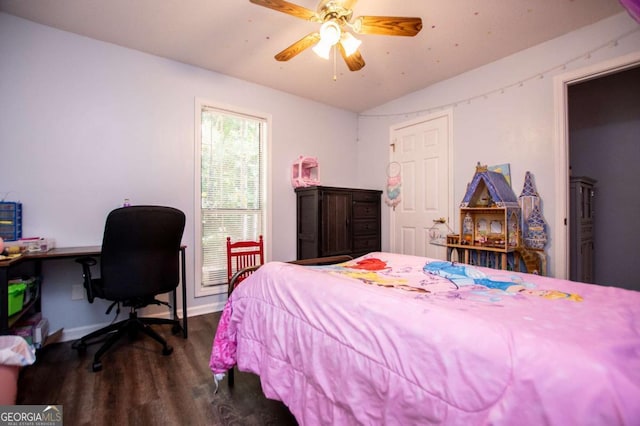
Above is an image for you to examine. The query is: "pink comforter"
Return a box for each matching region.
[210,252,640,425]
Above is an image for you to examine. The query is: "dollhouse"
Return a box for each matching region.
[447,164,521,270]
[447,164,549,274]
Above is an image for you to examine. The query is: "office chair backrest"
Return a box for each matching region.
[100,206,186,301]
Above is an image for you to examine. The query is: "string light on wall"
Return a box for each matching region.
[360,27,639,119]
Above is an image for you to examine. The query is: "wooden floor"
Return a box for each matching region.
[17,312,298,426]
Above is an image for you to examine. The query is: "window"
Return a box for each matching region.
[195,100,269,296]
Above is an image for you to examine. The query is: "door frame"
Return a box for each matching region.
[553,51,640,279]
[388,109,454,254]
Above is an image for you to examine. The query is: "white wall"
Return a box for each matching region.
[357,12,640,277]
[0,13,359,337]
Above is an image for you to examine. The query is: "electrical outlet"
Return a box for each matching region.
[71,284,85,300]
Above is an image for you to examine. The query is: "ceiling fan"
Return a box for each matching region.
[249,0,423,72]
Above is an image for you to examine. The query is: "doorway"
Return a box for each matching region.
[389,110,453,260]
[568,65,640,290]
[553,52,640,287]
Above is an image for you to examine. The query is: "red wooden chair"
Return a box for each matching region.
[226,235,264,292]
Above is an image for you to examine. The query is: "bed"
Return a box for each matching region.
[210,252,640,425]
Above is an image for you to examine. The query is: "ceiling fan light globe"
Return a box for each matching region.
[319,20,341,46]
[312,40,332,59]
[341,32,361,57]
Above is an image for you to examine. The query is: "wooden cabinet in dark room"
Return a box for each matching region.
[295,186,382,260]
[570,176,596,283]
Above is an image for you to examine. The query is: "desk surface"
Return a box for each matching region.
[27,246,102,259]
[0,246,102,266]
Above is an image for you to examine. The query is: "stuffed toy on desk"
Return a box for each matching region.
[0,237,22,258]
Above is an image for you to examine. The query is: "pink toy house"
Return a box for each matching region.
[291,156,320,188]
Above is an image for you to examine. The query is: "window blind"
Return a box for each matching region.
[200,107,264,289]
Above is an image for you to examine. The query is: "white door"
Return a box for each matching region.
[390,111,452,260]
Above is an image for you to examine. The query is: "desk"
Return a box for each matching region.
[0,246,187,338]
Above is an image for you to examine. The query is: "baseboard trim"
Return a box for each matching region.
[57,300,226,342]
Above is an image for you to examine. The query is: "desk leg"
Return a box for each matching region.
[180,247,187,339]
[34,260,42,313]
[0,267,8,333]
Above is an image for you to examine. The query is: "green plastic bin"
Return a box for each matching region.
[8,283,26,316]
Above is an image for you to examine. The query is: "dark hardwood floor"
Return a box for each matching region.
[17,311,298,426]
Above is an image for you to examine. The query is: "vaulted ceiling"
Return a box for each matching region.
[0,0,625,112]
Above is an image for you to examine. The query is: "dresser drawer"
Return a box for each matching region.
[352,191,380,202]
[353,236,380,252]
[353,220,378,235]
[353,201,378,218]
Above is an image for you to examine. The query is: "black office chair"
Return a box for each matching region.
[72,205,186,372]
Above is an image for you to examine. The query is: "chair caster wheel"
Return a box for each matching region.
[171,324,182,335]
[92,361,103,372]
[162,345,173,356]
[74,343,87,354]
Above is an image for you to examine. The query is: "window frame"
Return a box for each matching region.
[194,98,271,298]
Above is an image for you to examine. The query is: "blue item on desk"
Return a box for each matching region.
[0,202,22,242]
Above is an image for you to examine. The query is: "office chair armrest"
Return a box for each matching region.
[75,256,97,303]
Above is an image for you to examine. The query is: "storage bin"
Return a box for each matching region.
[9,277,36,305]
[8,283,26,316]
[0,202,22,241]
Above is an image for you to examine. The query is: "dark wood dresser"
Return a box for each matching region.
[295,186,382,260]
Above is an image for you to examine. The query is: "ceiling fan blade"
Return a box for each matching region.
[354,16,423,36]
[249,0,317,20]
[338,44,365,71]
[341,0,358,10]
[318,0,358,11]
[275,32,321,61]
